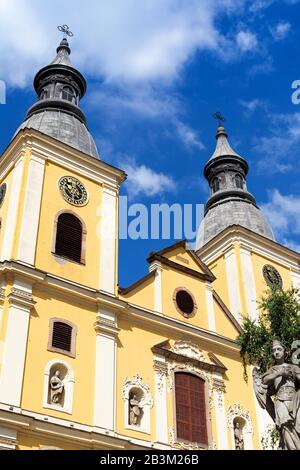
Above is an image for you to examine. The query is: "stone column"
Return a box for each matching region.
[17,154,46,265]
[240,246,258,321]
[1,155,25,262]
[149,261,163,314]
[212,373,229,449]
[0,279,36,407]
[93,307,119,431]
[154,356,169,445]
[98,186,118,295]
[205,283,216,332]
[224,248,242,321]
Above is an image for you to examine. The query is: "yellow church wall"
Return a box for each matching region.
[119,275,155,311]
[116,318,158,441]
[0,167,14,256]
[164,247,205,273]
[216,353,260,450]
[213,301,239,340]
[21,287,97,425]
[17,432,82,450]
[11,150,31,261]
[0,283,12,375]
[116,316,256,448]
[251,251,292,301]
[207,255,230,309]
[35,160,105,290]
[235,244,249,317]
[161,266,209,330]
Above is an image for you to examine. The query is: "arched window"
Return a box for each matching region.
[211,177,220,193]
[175,372,208,446]
[235,174,243,189]
[40,88,49,100]
[48,318,77,358]
[61,86,76,103]
[43,359,75,414]
[55,213,83,263]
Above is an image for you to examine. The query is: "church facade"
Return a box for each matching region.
[0,37,299,451]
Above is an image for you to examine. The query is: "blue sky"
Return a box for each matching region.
[0,0,300,286]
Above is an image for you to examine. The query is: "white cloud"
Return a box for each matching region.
[270,22,291,41]
[236,30,258,51]
[253,112,300,173]
[247,57,274,76]
[174,121,205,151]
[121,159,176,198]
[0,0,252,88]
[261,189,300,251]
[240,98,265,114]
[88,85,204,151]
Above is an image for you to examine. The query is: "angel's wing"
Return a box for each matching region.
[252,366,275,422]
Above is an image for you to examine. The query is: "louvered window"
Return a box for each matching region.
[175,372,208,446]
[55,213,83,263]
[52,321,72,352]
[48,319,77,357]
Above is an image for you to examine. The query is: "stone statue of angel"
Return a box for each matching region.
[252,339,300,450]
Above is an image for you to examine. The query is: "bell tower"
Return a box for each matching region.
[196,121,274,249]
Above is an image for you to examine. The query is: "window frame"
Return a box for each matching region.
[52,210,87,265]
[173,287,198,319]
[61,86,76,103]
[173,370,211,449]
[48,318,77,358]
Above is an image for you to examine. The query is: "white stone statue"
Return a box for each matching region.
[50,370,64,405]
[253,339,300,450]
[234,422,244,450]
[129,394,142,426]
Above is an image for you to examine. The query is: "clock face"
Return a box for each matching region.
[58,176,88,206]
[263,264,283,289]
[0,183,7,206]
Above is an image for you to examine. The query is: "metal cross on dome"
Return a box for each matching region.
[57,24,74,39]
[213,112,226,126]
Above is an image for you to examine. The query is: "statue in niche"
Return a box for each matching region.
[50,370,64,405]
[234,422,244,450]
[129,393,143,426]
[253,339,300,450]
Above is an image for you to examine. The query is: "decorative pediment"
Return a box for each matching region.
[171,341,207,362]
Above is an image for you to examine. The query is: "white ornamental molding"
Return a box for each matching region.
[169,427,217,450]
[227,402,253,434]
[122,374,154,408]
[0,288,5,301]
[169,427,202,450]
[153,360,168,393]
[171,340,206,362]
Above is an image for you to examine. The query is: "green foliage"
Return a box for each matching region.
[261,424,280,450]
[236,287,300,380]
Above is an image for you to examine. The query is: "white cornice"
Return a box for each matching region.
[0,404,169,450]
[0,261,239,353]
[1,129,127,190]
[199,225,300,272]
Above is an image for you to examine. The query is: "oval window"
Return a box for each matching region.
[174,289,196,317]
